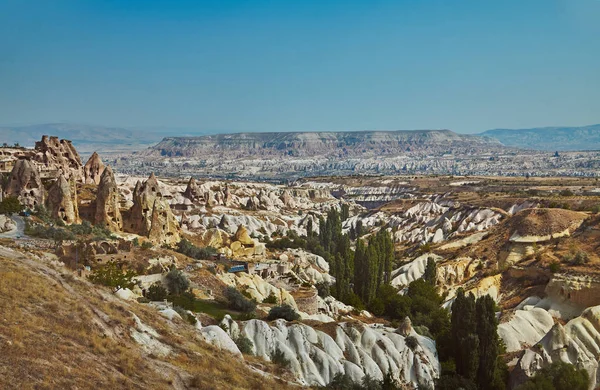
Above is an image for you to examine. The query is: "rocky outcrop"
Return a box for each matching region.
[183,177,203,202]
[0,215,16,233]
[148,198,181,246]
[83,152,105,185]
[5,159,45,209]
[127,173,160,235]
[511,305,600,389]
[221,317,440,387]
[95,167,123,231]
[46,174,80,224]
[33,135,83,180]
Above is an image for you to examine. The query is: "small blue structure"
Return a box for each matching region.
[228,264,247,273]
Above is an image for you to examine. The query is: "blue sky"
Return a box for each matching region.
[1,0,599,134]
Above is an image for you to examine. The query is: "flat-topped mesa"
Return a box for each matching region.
[46,174,80,225]
[147,130,502,159]
[95,166,123,231]
[148,198,181,245]
[33,135,83,181]
[5,159,45,209]
[84,152,106,185]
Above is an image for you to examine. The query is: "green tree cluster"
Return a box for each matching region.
[517,361,588,390]
[0,196,21,215]
[436,290,506,390]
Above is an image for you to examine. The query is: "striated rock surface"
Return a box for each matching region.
[46,174,80,224]
[33,135,83,180]
[95,166,123,231]
[83,152,105,185]
[221,317,440,387]
[511,305,600,388]
[5,159,45,208]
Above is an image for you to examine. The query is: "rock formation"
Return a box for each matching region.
[220,317,440,387]
[33,135,83,180]
[5,159,45,209]
[46,174,80,224]
[127,173,161,235]
[148,198,181,246]
[83,152,105,185]
[95,166,123,231]
[126,173,180,244]
[183,177,202,202]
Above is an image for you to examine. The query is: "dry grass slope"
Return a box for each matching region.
[0,247,296,390]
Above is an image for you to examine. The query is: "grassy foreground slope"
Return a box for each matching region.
[0,245,294,390]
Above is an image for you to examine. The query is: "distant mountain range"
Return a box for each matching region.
[0,123,164,153]
[480,124,600,151]
[2,122,600,154]
[147,130,502,158]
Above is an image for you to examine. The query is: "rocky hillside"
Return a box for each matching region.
[481,123,600,151]
[146,130,501,158]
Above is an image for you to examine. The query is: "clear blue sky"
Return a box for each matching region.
[1,0,599,134]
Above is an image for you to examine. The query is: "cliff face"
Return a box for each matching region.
[147,130,501,158]
[5,159,45,208]
[95,166,123,231]
[33,135,83,180]
[46,174,80,225]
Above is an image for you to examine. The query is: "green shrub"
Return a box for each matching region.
[262,292,278,304]
[175,239,217,260]
[549,261,561,273]
[165,268,190,295]
[517,361,589,390]
[224,286,257,313]
[141,241,153,250]
[146,282,168,301]
[271,348,290,368]
[315,281,331,298]
[405,335,419,350]
[0,196,21,215]
[88,261,137,290]
[173,306,198,325]
[234,334,254,355]
[267,305,300,322]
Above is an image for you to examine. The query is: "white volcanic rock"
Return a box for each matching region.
[0,215,16,233]
[234,319,440,387]
[199,325,242,357]
[218,272,298,309]
[512,306,600,388]
[498,307,555,352]
[391,254,442,289]
[129,314,172,357]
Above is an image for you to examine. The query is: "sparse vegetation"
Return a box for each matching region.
[146,282,167,301]
[267,304,300,322]
[175,238,217,260]
[88,261,137,290]
[0,196,21,215]
[224,286,257,313]
[165,267,190,295]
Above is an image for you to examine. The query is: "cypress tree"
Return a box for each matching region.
[423,257,437,285]
[451,289,479,381]
[476,295,499,389]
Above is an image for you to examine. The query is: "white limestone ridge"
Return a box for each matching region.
[512,305,600,389]
[220,316,440,387]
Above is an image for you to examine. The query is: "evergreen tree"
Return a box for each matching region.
[423,257,437,285]
[451,289,479,381]
[476,295,499,389]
